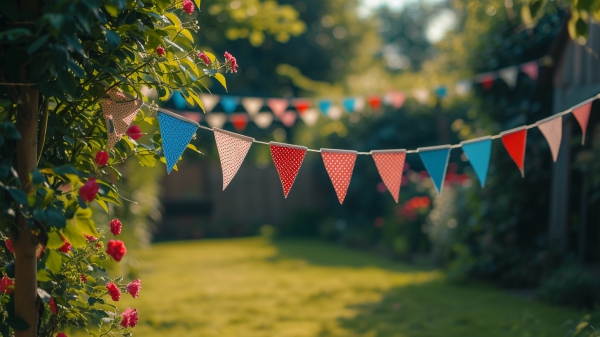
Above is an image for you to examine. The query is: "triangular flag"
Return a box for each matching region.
[434,86,447,98]
[476,72,495,90]
[500,127,527,177]
[367,95,381,110]
[318,99,332,115]
[455,80,472,96]
[141,85,158,99]
[101,89,142,149]
[572,102,592,145]
[220,96,239,113]
[270,142,307,198]
[537,115,562,162]
[521,61,538,81]
[328,105,343,120]
[292,99,311,115]
[157,111,197,174]
[171,91,187,110]
[321,149,357,204]
[418,145,451,194]
[241,98,264,116]
[181,112,202,123]
[205,113,227,129]
[214,128,253,190]
[384,91,405,109]
[280,111,297,127]
[354,97,365,112]
[229,113,248,131]
[267,98,289,118]
[371,150,406,203]
[199,94,219,113]
[253,113,273,129]
[498,66,518,88]
[300,108,320,126]
[342,97,355,113]
[460,136,492,187]
[412,89,430,104]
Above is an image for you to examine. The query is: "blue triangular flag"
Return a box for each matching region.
[342,98,355,113]
[318,99,331,115]
[461,136,492,188]
[220,96,239,113]
[171,91,187,110]
[158,111,198,174]
[418,145,451,194]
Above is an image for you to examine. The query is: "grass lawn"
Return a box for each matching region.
[113,237,585,337]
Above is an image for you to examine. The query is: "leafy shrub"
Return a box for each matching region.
[538,265,600,310]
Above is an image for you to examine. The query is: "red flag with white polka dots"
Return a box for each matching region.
[321,149,357,204]
[270,142,307,198]
[371,150,406,203]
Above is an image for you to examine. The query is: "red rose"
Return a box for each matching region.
[126,125,142,140]
[81,274,87,283]
[126,279,142,299]
[57,332,67,337]
[110,218,122,236]
[106,282,121,301]
[120,307,139,328]
[224,51,238,73]
[106,240,127,261]
[5,239,14,254]
[49,297,57,314]
[182,0,194,15]
[0,275,14,294]
[95,150,109,166]
[83,234,102,248]
[58,237,72,253]
[156,46,165,56]
[80,177,99,203]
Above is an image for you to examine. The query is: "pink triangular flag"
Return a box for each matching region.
[384,91,406,109]
[321,149,357,204]
[537,116,562,162]
[371,150,406,203]
[521,61,538,81]
[268,98,289,118]
[270,142,307,198]
[101,89,142,149]
[280,111,297,127]
[572,102,592,145]
[214,128,253,190]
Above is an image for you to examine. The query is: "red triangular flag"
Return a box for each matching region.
[501,127,527,177]
[270,142,307,198]
[537,116,562,162]
[229,113,248,131]
[572,102,592,145]
[476,73,495,91]
[214,128,253,190]
[367,95,381,110]
[267,98,289,118]
[321,149,357,204]
[371,150,406,203]
[521,61,538,81]
[292,99,311,116]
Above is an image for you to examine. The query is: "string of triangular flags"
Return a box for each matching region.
[146,59,541,131]
[101,88,595,204]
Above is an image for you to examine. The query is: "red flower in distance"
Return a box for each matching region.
[5,239,14,254]
[110,218,122,236]
[81,274,87,283]
[95,150,109,166]
[106,282,121,301]
[106,240,127,261]
[197,52,211,65]
[49,297,57,314]
[126,125,142,140]
[0,275,14,294]
[120,307,139,328]
[126,279,142,299]
[156,46,165,56]
[224,51,238,73]
[84,234,102,248]
[182,0,194,14]
[80,177,99,203]
[57,332,67,337]
[58,237,72,253]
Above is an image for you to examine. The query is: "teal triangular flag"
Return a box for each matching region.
[461,137,492,188]
[158,111,198,174]
[418,145,451,194]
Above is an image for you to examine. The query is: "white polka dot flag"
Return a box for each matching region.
[371,149,406,203]
[321,149,358,204]
[101,89,142,149]
[270,142,307,198]
[214,128,254,190]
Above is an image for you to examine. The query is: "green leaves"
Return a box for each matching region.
[46,249,63,273]
[104,30,121,50]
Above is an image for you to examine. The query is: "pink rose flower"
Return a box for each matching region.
[126,279,142,299]
[106,282,121,301]
[106,240,127,261]
[120,307,139,328]
[80,177,99,203]
[110,218,122,236]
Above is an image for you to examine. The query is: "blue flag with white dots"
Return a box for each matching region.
[418,145,451,194]
[158,112,198,174]
[461,137,492,188]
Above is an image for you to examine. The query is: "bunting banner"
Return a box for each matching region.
[205,113,227,129]
[199,94,219,113]
[318,99,332,115]
[461,136,492,187]
[498,67,518,88]
[220,96,239,113]
[270,142,307,198]
[537,115,563,162]
[253,113,274,129]
[342,97,356,113]
[476,73,495,91]
[229,113,248,131]
[214,128,253,190]
[521,61,539,81]
[367,95,382,110]
[371,149,406,203]
[412,89,430,104]
[573,102,592,145]
[101,89,142,149]
[384,91,406,109]
[501,127,528,177]
[321,149,358,204]
[267,98,289,118]
[157,111,198,174]
[418,145,451,194]
[241,98,263,117]
[299,108,320,127]
[328,105,343,120]
[293,99,311,115]
[280,111,297,127]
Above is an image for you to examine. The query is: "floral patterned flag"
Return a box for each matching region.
[157,111,198,174]
[572,102,592,145]
[501,127,527,177]
[418,145,451,194]
[371,149,406,203]
[321,149,358,204]
[537,115,563,162]
[101,89,142,149]
[270,142,307,198]
[214,128,253,190]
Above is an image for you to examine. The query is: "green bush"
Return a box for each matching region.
[538,265,600,310]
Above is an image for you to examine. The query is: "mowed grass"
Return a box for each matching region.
[114,237,583,337]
